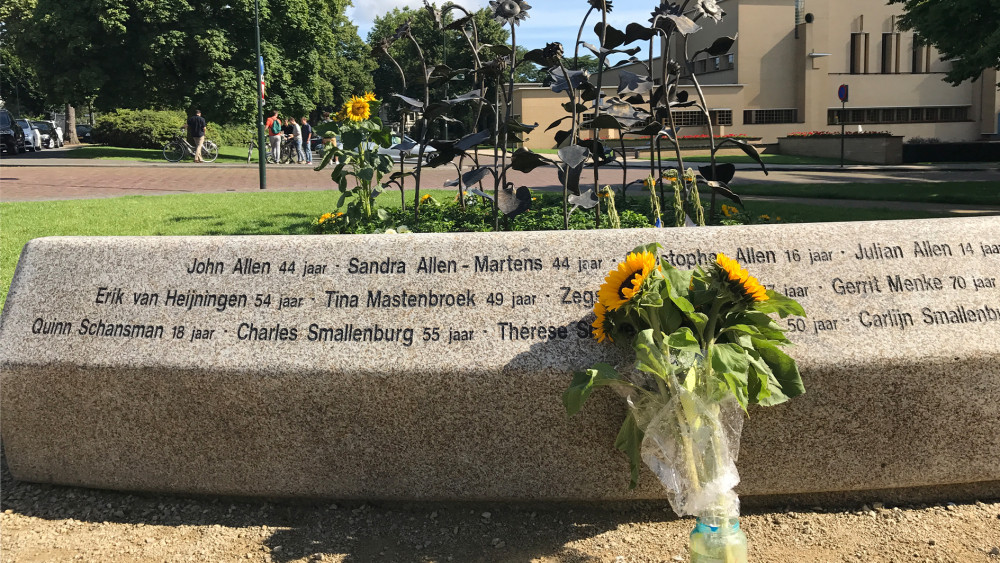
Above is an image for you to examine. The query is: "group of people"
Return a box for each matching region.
[264,110,314,164]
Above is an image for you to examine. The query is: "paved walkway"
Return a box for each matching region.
[2,147,998,217]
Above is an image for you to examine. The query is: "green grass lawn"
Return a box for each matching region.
[0,189,953,309]
[63,144,256,163]
[702,181,1000,206]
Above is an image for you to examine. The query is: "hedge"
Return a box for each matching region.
[92,109,256,149]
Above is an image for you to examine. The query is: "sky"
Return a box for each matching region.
[348,0,671,52]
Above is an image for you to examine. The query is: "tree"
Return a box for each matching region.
[889,0,1000,86]
[367,4,508,138]
[0,0,47,117]
[15,0,374,124]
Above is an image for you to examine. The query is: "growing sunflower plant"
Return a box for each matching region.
[316,93,395,220]
[564,244,806,521]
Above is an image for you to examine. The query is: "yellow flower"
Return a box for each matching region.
[643,176,656,189]
[759,214,770,221]
[421,194,431,202]
[598,251,657,310]
[592,302,613,343]
[363,92,377,102]
[776,216,782,221]
[722,204,737,217]
[318,212,334,224]
[344,95,371,121]
[715,253,769,302]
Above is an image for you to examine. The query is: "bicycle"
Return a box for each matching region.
[246,140,275,164]
[162,130,219,163]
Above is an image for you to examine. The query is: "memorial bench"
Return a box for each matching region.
[1,217,998,501]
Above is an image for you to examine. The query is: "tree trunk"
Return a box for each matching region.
[66,104,79,144]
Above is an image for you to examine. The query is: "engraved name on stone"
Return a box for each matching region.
[20,229,999,358]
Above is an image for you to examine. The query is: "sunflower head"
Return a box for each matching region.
[591,302,613,343]
[489,0,531,26]
[598,250,657,311]
[344,96,371,122]
[588,0,613,13]
[643,176,656,189]
[363,92,377,102]
[715,253,769,303]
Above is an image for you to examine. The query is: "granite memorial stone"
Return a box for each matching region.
[1,217,998,500]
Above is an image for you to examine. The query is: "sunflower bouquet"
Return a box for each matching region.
[317,93,395,220]
[564,244,805,527]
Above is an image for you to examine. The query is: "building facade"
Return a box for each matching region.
[513,0,999,149]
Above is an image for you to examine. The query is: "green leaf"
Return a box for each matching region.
[614,411,644,489]
[342,130,363,151]
[633,329,668,379]
[718,324,760,337]
[737,311,790,343]
[314,144,338,171]
[686,312,709,336]
[755,291,806,318]
[376,208,389,222]
[562,363,621,416]
[630,242,662,256]
[667,327,699,352]
[713,343,750,410]
[662,267,695,314]
[751,338,805,399]
[357,166,375,184]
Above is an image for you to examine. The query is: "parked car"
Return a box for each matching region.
[1,108,26,154]
[15,118,43,152]
[373,135,438,162]
[31,120,59,148]
[76,124,93,142]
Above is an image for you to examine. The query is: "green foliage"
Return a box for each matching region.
[367,4,508,138]
[889,0,1000,86]
[313,193,652,234]
[210,122,256,147]
[14,0,374,121]
[92,109,186,149]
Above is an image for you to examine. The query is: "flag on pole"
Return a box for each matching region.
[258,56,266,99]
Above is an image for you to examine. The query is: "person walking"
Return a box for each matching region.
[265,110,282,163]
[290,117,304,164]
[300,117,313,165]
[185,109,207,163]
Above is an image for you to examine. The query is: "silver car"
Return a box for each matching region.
[15,119,42,152]
[375,135,437,162]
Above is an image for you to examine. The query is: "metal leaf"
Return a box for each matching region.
[393,94,424,109]
[698,163,736,184]
[562,101,588,113]
[506,119,539,133]
[510,148,553,173]
[558,145,590,168]
[594,22,626,50]
[579,82,599,102]
[558,162,585,196]
[546,116,573,132]
[393,139,418,152]
[498,185,532,218]
[706,180,742,206]
[582,114,623,130]
[568,189,598,209]
[617,70,654,97]
[447,89,484,104]
[549,69,589,94]
[455,130,491,151]
[522,48,550,67]
[482,44,513,57]
[666,15,702,35]
[716,138,768,175]
[469,188,494,201]
[624,22,657,44]
[699,35,737,57]
[553,129,571,146]
[447,166,493,188]
[446,15,473,31]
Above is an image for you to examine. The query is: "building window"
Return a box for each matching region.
[850,32,869,74]
[911,35,930,73]
[727,54,734,68]
[670,109,733,127]
[743,109,799,124]
[827,106,969,125]
[881,33,899,73]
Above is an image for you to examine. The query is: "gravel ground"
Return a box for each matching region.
[3,447,999,563]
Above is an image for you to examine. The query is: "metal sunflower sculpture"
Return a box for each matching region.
[489,0,531,26]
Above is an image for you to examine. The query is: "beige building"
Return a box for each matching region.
[513,0,999,150]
